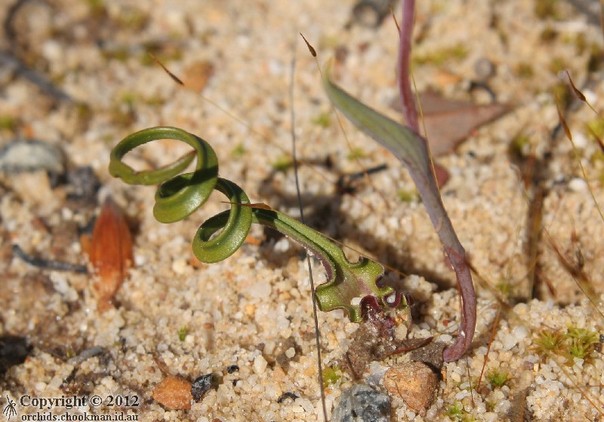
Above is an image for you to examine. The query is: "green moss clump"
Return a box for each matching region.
[178,326,189,342]
[321,366,342,388]
[586,118,604,141]
[231,143,246,159]
[397,189,417,203]
[533,329,565,356]
[446,402,475,421]
[548,57,568,75]
[515,62,535,79]
[566,326,599,360]
[509,133,531,158]
[532,326,599,363]
[347,147,367,161]
[539,26,558,43]
[495,280,513,299]
[487,369,510,388]
[312,112,331,128]
[271,155,293,172]
[0,115,17,131]
[413,43,468,66]
[535,0,561,20]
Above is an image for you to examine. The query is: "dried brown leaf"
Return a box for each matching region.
[393,90,510,156]
[181,60,215,93]
[89,197,133,312]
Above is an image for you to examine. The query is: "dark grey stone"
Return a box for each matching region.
[332,384,391,422]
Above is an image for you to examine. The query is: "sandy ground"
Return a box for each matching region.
[1,0,604,420]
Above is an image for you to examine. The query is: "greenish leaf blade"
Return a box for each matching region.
[322,66,431,174]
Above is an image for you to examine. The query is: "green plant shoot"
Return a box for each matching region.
[109,126,396,322]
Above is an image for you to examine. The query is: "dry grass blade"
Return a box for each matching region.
[149,53,184,86]
[557,99,604,223]
[565,70,598,114]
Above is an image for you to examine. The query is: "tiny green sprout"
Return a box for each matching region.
[347,147,367,161]
[230,143,246,159]
[548,57,568,75]
[178,326,189,342]
[311,111,331,128]
[566,326,599,360]
[552,82,573,109]
[508,133,531,158]
[0,115,16,131]
[539,26,558,43]
[413,43,468,66]
[446,402,466,421]
[271,155,294,172]
[321,365,342,388]
[589,150,604,166]
[397,189,417,203]
[102,46,130,62]
[586,118,604,140]
[514,62,535,79]
[119,92,137,107]
[487,369,510,388]
[116,8,149,32]
[495,280,513,298]
[533,329,565,356]
[86,0,105,16]
[534,0,561,20]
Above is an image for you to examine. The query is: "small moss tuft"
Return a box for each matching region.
[515,62,535,79]
[509,133,531,158]
[321,366,342,388]
[397,189,417,203]
[535,0,561,20]
[230,143,246,159]
[347,147,367,161]
[413,43,468,66]
[586,118,604,141]
[312,112,331,128]
[566,326,599,360]
[487,369,510,388]
[271,155,293,172]
[533,329,565,356]
[0,115,17,131]
[177,326,189,342]
[446,402,476,421]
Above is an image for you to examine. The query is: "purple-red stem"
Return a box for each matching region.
[397,0,476,362]
[397,0,419,132]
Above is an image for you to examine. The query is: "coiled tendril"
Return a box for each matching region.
[109,126,395,321]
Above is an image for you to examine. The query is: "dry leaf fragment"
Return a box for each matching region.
[181,60,215,93]
[393,90,510,156]
[89,197,133,312]
[152,376,193,410]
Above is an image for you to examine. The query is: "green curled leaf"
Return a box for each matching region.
[109,126,393,321]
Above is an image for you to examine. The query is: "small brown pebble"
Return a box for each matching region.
[383,361,438,413]
[152,376,193,410]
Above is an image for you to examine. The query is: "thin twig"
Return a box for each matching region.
[289,55,328,421]
[12,244,87,273]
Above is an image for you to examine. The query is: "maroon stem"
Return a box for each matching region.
[397,0,419,132]
[397,0,476,362]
